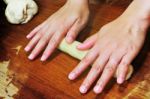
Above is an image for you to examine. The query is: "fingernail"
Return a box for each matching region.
[41,55,47,61]
[94,86,102,94]
[26,35,31,39]
[28,54,34,60]
[117,78,124,84]
[68,73,76,80]
[25,46,30,52]
[79,85,87,94]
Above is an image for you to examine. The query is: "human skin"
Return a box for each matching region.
[24,0,90,61]
[25,0,150,94]
[68,0,150,94]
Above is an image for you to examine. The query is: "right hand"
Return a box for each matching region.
[25,0,90,61]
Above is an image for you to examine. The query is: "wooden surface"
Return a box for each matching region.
[0,0,150,99]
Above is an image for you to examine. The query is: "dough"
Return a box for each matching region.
[0,61,19,99]
[12,45,22,55]
[58,39,88,60]
[3,0,10,4]
[58,39,134,80]
[4,0,38,24]
[114,64,133,80]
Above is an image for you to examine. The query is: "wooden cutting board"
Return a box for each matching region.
[0,0,150,99]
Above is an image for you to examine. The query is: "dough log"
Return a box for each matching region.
[58,39,133,80]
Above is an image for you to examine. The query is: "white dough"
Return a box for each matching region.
[4,0,38,24]
[3,0,10,4]
[58,39,134,80]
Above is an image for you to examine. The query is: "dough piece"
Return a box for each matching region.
[12,45,22,55]
[58,39,134,80]
[0,61,19,99]
[4,0,38,24]
[58,39,88,60]
[114,64,133,80]
[3,0,10,4]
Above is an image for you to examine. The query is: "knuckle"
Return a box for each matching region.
[82,80,90,87]
[92,64,102,72]
[112,43,118,49]
[121,61,128,66]
[43,51,49,57]
[77,19,86,26]
[43,52,47,56]
[28,42,33,47]
[51,37,57,45]
[100,25,108,32]
[105,66,115,73]
[109,58,118,66]
[68,32,76,39]
[96,81,103,87]
[82,55,91,64]
[72,68,81,76]
[37,31,43,37]
[41,37,47,43]
[128,45,136,51]
[80,20,86,26]
[70,15,78,20]
[31,51,37,56]
[73,69,79,75]
[43,35,49,41]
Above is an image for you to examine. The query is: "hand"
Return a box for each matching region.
[25,0,89,61]
[68,0,150,94]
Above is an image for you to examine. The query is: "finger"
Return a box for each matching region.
[93,52,122,94]
[79,51,110,94]
[116,61,128,84]
[28,33,53,60]
[68,46,99,80]
[40,31,64,61]
[117,51,137,84]
[65,19,86,43]
[24,33,41,52]
[27,22,45,39]
[77,34,98,50]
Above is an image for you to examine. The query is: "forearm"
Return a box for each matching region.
[122,0,150,21]
[134,0,150,19]
[69,0,89,5]
[118,0,150,34]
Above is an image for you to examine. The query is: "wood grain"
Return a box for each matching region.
[0,0,150,99]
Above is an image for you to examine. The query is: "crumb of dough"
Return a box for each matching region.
[0,61,19,99]
[124,73,150,99]
[123,81,150,99]
[12,45,22,55]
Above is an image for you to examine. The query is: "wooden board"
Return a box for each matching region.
[0,0,150,99]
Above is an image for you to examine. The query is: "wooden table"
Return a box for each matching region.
[0,0,150,99]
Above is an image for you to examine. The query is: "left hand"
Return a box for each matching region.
[68,0,150,94]
[24,0,89,61]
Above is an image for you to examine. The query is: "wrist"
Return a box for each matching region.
[67,0,90,12]
[126,0,150,19]
[134,0,150,19]
[69,0,89,4]
[121,0,150,29]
